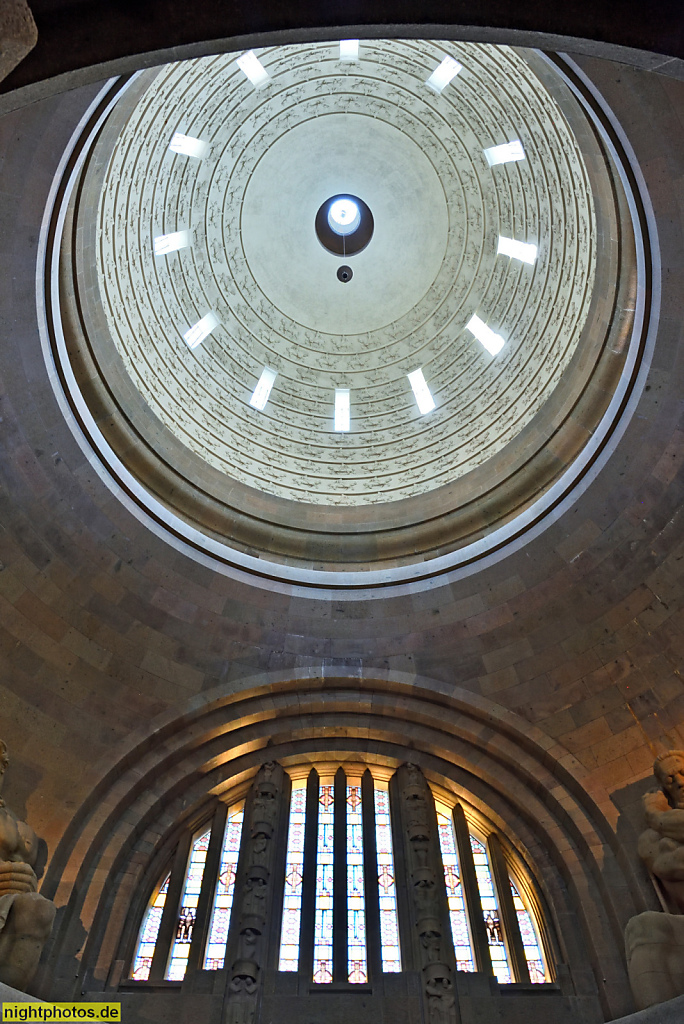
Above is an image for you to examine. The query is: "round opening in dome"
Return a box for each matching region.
[315,194,374,256]
[328,198,360,235]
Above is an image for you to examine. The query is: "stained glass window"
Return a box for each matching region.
[346,777,367,983]
[435,807,475,972]
[130,765,553,992]
[470,834,511,984]
[131,871,170,980]
[165,826,211,980]
[510,879,547,983]
[203,804,244,970]
[374,780,401,972]
[278,780,307,971]
[313,777,335,983]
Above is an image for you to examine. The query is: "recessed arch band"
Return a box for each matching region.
[35,672,646,1012]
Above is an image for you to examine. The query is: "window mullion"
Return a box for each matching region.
[451,804,492,975]
[361,770,382,981]
[487,833,530,983]
[184,802,228,981]
[333,766,347,982]
[299,768,319,980]
[149,832,192,982]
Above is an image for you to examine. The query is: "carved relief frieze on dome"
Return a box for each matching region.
[54,42,639,581]
[95,42,598,508]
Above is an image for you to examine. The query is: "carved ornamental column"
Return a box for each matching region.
[223,761,287,1024]
[393,762,458,1024]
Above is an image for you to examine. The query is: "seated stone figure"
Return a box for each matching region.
[0,740,55,991]
[626,750,684,1009]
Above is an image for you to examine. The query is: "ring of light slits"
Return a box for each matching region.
[97,40,595,507]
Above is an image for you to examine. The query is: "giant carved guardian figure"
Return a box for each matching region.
[626,750,684,1009]
[0,740,55,991]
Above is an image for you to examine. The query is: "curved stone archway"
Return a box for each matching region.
[35,671,652,1019]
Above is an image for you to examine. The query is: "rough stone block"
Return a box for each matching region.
[626,911,684,1010]
[0,1,37,84]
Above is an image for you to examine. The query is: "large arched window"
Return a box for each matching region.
[130,801,245,982]
[127,760,552,1007]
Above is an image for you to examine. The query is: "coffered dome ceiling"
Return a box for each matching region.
[96,41,596,507]
[54,40,641,587]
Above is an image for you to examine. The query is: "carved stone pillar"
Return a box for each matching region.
[223,761,286,1024]
[393,763,458,1024]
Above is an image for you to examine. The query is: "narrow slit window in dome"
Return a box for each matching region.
[154,230,190,256]
[407,368,435,415]
[497,236,537,264]
[183,312,218,350]
[168,132,209,159]
[237,50,269,89]
[425,55,462,94]
[250,367,277,411]
[334,389,350,432]
[483,140,525,166]
[339,39,359,62]
[467,315,505,356]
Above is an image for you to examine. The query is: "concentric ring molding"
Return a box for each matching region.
[47,44,647,593]
[96,41,595,507]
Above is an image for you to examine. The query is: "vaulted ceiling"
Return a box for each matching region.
[1,10,684,1019]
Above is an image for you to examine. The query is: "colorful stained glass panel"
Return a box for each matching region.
[131,872,170,980]
[313,777,334,983]
[278,779,308,971]
[374,781,401,972]
[346,777,367,983]
[203,804,244,970]
[470,834,511,984]
[166,826,211,980]
[510,879,547,983]
[435,807,475,972]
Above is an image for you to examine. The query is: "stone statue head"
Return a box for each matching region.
[654,750,684,809]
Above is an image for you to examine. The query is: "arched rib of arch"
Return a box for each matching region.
[35,670,651,1020]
